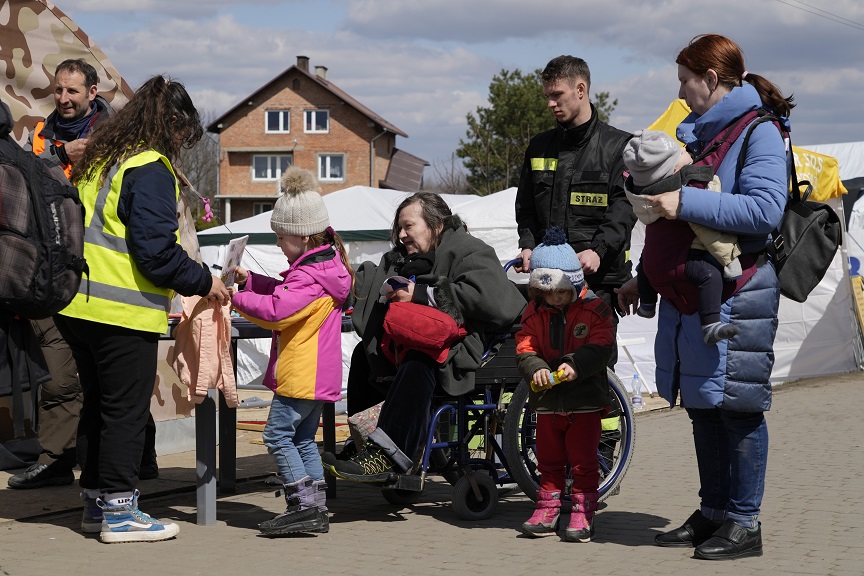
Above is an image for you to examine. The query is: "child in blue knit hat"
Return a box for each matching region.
[515,227,615,542]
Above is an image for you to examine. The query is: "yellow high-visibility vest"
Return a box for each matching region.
[60,151,179,333]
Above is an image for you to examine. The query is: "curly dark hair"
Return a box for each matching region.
[71,75,203,185]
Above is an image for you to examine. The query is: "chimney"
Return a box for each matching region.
[296,55,309,71]
[315,66,328,81]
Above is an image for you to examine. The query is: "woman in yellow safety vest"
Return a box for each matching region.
[55,75,230,544]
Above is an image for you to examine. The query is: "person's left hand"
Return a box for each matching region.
[644,189,681,219]
[578,249,600,275]
[62,138,89,164]
[555,362,577,383]
[387,281,415,302]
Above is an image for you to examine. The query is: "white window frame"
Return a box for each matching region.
[318,153,345,182]
[265,110,290,134]
[304,109,329,133]
[252,202,274,215]
[251,155,293,181]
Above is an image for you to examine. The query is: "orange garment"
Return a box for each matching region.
[31,121,73,178]
[170,295,238,408]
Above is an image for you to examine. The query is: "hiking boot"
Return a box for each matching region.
[655,509,722,547]
[564,492,599,542]
[326,445,397,483]
[521,489,561,537]
[7,462,74,489]
[98,490,179,543]
[81,492,103,534]
[259,477,327,535]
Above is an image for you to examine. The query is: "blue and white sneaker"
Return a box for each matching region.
[81,492,103,534]
[98,490,179,543]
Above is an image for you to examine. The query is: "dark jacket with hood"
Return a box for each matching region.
[352,215,526,396]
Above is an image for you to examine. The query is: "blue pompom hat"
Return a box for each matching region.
[529,227,585,296]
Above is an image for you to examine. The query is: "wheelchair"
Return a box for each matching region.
[340,258,636,519]
[367,332,636,521]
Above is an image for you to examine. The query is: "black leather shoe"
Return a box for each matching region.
[655,509,722,547]
[694,520,762,560]
[7,462,74,489]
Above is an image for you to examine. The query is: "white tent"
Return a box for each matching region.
[199,184,860,395]
[198,186,521,391]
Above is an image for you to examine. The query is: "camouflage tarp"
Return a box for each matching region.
[0,0,133,144]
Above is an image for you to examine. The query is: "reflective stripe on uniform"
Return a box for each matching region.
[85,280,171,311]
[530,157,558,171]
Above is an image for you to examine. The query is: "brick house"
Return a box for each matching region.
[207,55,428,223]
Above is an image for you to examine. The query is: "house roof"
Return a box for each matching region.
[380,148,430,192]
[207,63,408,137]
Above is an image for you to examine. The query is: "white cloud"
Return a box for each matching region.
[63,1,864,163]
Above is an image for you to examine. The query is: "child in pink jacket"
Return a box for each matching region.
[231,167,352,535]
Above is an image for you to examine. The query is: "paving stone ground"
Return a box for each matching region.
[1,372,861,576]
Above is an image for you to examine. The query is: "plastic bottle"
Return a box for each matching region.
[630,374,644,411]
[548,369,567,386]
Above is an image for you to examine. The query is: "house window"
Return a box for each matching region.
[305,109,329,133]
[253,202,274,215]
[252,155,293,181]
[318,154,344,181]
[265,110,290,133]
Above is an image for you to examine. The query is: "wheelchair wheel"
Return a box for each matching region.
[451,471,498,520]
[501,368,635,502]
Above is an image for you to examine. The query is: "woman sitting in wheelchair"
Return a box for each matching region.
[322,192,525,481]
[515,227,615,543]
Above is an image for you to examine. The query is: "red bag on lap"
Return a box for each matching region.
[381,302,466,365]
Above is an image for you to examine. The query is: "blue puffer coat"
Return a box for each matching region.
[655,84,787,411]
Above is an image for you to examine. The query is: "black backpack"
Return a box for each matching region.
[736,109,842,303]
[0,102,87,319]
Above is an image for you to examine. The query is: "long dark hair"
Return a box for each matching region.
[71,75,203,185]
[389,192,453,248]
[676,34,794,117]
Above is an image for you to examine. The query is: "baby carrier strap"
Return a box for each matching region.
[641,109,770,315]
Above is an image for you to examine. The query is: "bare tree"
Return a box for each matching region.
[423,153,470,195]
[176,110,220,230]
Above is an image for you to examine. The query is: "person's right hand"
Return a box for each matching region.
[207,275,230,305]
[614,277,640,316]
[514,248,532,273]
[233,265,248,287]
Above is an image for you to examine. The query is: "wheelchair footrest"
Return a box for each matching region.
[388,474,423,492]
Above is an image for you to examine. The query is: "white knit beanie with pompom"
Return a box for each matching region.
[270,166,330,236]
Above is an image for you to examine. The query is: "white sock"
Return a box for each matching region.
[104,491,135,507]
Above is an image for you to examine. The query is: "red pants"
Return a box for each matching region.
[536,411,602,494]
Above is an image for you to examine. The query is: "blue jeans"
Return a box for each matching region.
[686,407,768,528]
[263,395,325,483]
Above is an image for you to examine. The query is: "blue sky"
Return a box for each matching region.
[65,0,864,173]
